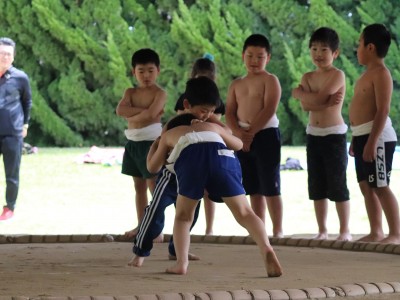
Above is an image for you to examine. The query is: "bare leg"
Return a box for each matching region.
[335,200,352,241]
[224,195,282,277]
[314,199,328,240]
[166,195,199,275]
[358,181,384,242]
[266,195,284,238]
[375,186,400,244]
[250,194,267,224]
[203,191,215,235]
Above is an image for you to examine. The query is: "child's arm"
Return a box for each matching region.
[204,123,243,151]
[116,88,145,118]
[292,71,344,111]
[146,135,169,174]
[363,68,393,161]
[248,75,281,135]
[225,81,246,137]
[125,89,167,123]
[207,114,232,133]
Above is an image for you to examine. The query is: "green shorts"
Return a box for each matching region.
[121,140,156,179]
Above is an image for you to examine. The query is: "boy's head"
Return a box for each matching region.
[131,48,160,87]
[361,23,391,58]
[166,113,197,130]
[183,76,220,121]
[242,34,271,74]
[309,27,339,52]
[308,27,340,68]
[191,57,216,81]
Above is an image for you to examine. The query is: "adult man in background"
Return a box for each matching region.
[0,37,32,220]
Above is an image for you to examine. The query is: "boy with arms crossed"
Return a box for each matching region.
[292,27,351,241]
[226,34,283,237]
[128,76,227,267]
[116,48,166,238]
[147,112,283,276]
[349,24,400,244]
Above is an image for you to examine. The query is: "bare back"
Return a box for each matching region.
[303,68,345,127]
[349,65,392,126]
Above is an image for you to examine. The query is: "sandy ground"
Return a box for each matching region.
[1,237,400,299]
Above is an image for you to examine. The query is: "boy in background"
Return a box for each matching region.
[349,23,400,244]
[116,48,166,238]
[226,34,283,238]
[292,27,351,241]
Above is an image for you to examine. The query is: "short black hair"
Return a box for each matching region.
[185,76,220,107]
[190,57,216,80]
[242,34,271,53]
[131,48,160,68]
[362,23,391,58]
[166,113,197,130]
[309,27,339,52]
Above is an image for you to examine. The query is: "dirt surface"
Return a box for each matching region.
[1,239,400,298]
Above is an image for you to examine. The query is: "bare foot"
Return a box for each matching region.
[153,233,164,243]
[313,233,328,240]
[124,227,138,239]
[168,253,200,261]
[127,255,145,267]
[166,263,188,275]
[205,230,213,235]
[357,233,384,242]
[336,233,352,242]
[379,235,400,244]
[265,250,283,277]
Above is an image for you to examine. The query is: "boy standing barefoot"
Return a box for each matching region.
[116,48,166,238]
[226,34,283,238]
[349,24,400,244]
[292,27,351,241]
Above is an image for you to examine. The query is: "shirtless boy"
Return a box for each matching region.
[226,34,283,237]
[349,23,400,244]
[116,48,166,238]
[147,112,283,277]
[292,27,351,241]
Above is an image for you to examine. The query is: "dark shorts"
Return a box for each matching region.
[307,134,349,202]
[353,134,396,188]
[121,140,155,179]
[237,128,281,196]
[175,143,245,201]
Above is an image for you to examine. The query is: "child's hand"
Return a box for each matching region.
[291,85,303,99]
[328,91,343,106]
[191,119,203,125]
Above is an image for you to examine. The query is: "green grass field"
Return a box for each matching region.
[0,147,397,237]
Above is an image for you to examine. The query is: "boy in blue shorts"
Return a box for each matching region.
[349,24,400,244]
[291,27,351,241]
[116,48,166,238]
[128,76,228,267]
[226,34,283,237]
[147,113,283,276]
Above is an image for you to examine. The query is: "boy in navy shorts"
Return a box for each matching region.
[147,113,283,276]
[292,27,351,241]
[226,34,283,237]
[349,24,400,244]
[128,76,229,267]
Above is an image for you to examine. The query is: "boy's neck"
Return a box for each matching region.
[315,65,335,72]
[364,58,385,70]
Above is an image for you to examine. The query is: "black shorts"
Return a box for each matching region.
[307,134,349,201]
[237,128,281,196]
[353,134,396,188]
